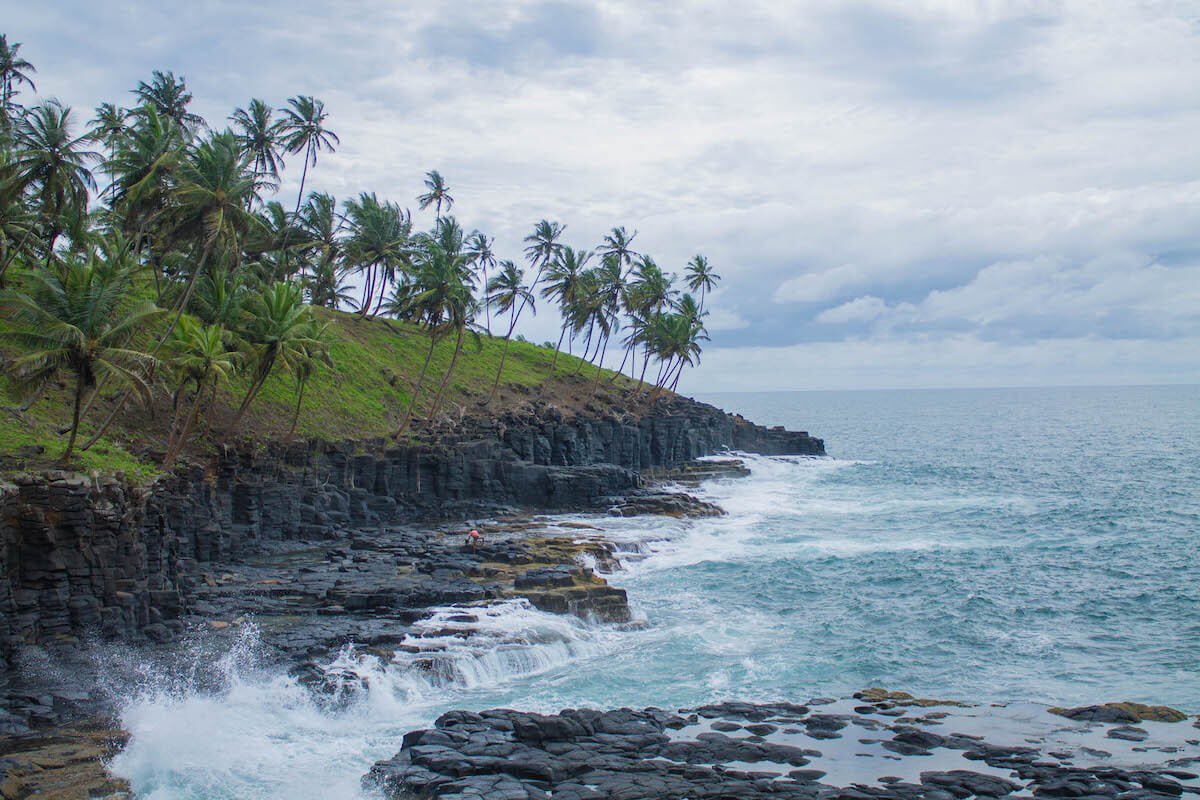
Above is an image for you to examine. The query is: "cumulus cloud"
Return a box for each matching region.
[774,264,870,304]
[815,295,889,325]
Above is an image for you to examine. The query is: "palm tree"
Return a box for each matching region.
[343,192,411,317]
[486,260,534,402]
[523,219,566,272]
[417,169,453,222]
[626,255,675,394]
[684,254,720,312]
[0,150,36,286]
[0,254,163,462]
[518,218,565,333]
[305,258,356,310]
[230,99,285,200]
[104,104,183,244]
[539,245,591,381]
[586,254,625,387]
[599,226,639,277]
[164,131,261,309]
[464,231,496,333]
[649,302,709,398]
[162,316,240,466]
[132,70,206,135]
[189,266,248,327]
[222,280,327,442]
[296,192,349,306]
[80,131,260,453]
[12,101,99,265]
[278,96,338,227]
[88,103,130,200]
[391,238,475,434]
[0,35,36,134]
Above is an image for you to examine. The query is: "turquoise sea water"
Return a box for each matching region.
[110,384,1200,799]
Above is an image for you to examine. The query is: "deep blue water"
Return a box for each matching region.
[112,384,1200,799]
[678,384,1200,706]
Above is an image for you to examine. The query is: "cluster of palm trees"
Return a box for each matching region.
[0,35,718,464]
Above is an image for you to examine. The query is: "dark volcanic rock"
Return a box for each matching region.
[0,398,822,668]
[363,702,1200,800]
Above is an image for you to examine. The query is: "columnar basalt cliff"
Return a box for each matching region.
[0,398,822,663]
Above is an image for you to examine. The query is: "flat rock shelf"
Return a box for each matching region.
[365,694,1200,800]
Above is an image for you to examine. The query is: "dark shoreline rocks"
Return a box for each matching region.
[363,699,1200,800]
[0,398,822,668]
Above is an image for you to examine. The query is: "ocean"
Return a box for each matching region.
[107,384,1200,799]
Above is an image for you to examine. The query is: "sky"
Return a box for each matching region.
[8,0,1200,391]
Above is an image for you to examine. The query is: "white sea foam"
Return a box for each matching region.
[109,600,623,800]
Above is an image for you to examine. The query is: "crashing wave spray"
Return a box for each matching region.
[106,601,620,800]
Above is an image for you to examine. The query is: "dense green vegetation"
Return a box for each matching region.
[0,34,718,474]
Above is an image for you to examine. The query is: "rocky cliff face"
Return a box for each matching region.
[0,399,823,663]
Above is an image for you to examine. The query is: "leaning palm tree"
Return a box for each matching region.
[222,280,327,442]
[0,150,37,286]
[230,98,285,200]
[278,95,338,226]
[486,260,534,402]
[343,192,411,317]
[132,70,206,135]
[0,35,36,133]
[586,254,625,387]
[417,169,453,222]
[599,226,639,277]
[518,218,565,329]
[0,254,163,462]
[391,238,475,434]
[296,191,349,305]
[80,131,261,453]
[104,104,184,250]
[162,130,262,316]
[162,316,240,466]
[684,254,720,312]
[12,101,99,264]
[539,245,591,382]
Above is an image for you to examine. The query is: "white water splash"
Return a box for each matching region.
[108,601,621,800]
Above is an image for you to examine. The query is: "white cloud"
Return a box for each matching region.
[705,307,750,332]
[815,295,889,324]
[774,264,869,304]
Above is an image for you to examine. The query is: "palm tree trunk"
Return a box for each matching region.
[357,265,374,317]
[611,342,633,382]
[221,368,271,444]
[395,334,439,436]
[284,377,308,443]
[285,147,311,278]
[669,359,686,393]
[482,266,491,335]
[592,334,609,391]
[81,242,214,452]
[427,326,465,422]
[632,347,653,395]
[489,304,519,402]
[165,385,186,455]
[544,326,567,384]
[163,386,204,468]
[60,373,85,464]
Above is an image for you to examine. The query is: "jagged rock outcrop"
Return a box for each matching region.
[0,400,823,660]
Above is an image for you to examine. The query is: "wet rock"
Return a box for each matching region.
[1108,727,1151,742]
[1050,705,1188,725]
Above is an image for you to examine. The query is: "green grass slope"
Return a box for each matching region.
[0,308,645,479]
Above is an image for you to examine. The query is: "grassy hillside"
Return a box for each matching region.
[0,307,646,480]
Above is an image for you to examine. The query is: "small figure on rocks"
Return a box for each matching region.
[465,528,482,553]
